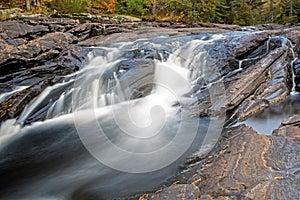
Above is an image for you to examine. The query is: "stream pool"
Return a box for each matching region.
[242,94,300,135]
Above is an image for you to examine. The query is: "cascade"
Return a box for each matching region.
[266,36,298,94]
[0,34,225,199]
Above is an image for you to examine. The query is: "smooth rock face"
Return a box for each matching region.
[293,58,300,91]
[273,115,300,146]
[224,47,291,124]
[189,30,294,121]
[1,17,300,199]
[145,124,300,199]
[139,184,200,200]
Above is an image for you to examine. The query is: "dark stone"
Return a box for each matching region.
[0,79,52,120]
[0,32,77,76]
[0,20,49,39]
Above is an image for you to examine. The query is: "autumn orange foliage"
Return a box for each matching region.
[102,0,116,13]
[93,0,116,13]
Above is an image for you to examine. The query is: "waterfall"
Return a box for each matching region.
[266,36,298,94]
[291,58,298,95]
[0,86,29,104]
[0,34,226,199]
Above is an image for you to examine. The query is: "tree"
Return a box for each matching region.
[92,0,117,13]
[215,0,230,23]
[269,0,274,22]
[102,0,117,13]
[276,0,300,23]
[125,0,146,16]
[26,0,31,11]
[25,0,43,12]
[239,0,254,25]
[146,0,158,15]
[224,0,238,24]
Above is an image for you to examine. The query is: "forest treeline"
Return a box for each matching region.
[1,0,300,25]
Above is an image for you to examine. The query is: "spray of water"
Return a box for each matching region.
[73,36,225,173]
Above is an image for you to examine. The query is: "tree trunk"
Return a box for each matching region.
[26,0,31,12]
[290,0,293,17]
[270,0,274,22]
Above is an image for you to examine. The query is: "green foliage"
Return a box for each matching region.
[215,0,230,23]
[126,0,146,16]
[187,10,201,22]
[3,0,300,25]
[116,0,127,14]
[237,0,254,25]
[276,0,300,23]
[49,0,89,13]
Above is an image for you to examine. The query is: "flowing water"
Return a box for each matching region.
[241,36,299,135]
[0,86,29,104]
[0,34,225,199]
[0,31,298,199]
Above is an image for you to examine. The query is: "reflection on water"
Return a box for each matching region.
[242,94,300,135]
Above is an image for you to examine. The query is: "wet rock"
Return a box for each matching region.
[0,79,52,120]
[0,44,89,122]
[293,58,300,91]
[50,45,89,71]
[283,26,300,51]
[225,49,291,124]
[6,38,27,46]
[192,36,292,120]
[0,22,88,122]
[0,32,77,76]
[143,125,300,199]
[282,114,300,125]
[0,20,49,39]
[255,23,286,31]
[196,22,240,31]
[0,38,14,53]
[273,115,300,146]
[67,23,104,41]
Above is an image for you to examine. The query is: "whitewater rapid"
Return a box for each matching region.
[0,34,225,199]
